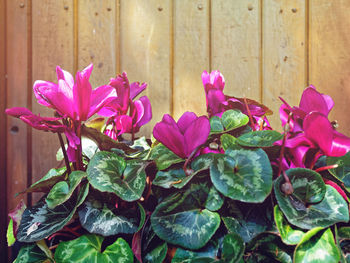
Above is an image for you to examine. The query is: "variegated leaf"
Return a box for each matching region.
[210,148,272,203]
[54,235,133,263]
[151,183,220,250]
[87,151,146,201]
[78,197,144,236]
[149,143,184,170]
[237,130,283,148]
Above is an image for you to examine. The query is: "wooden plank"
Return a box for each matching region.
[173,0,209,120]
[78,0,116,88]
[211,0,261,101]
[263,0,306,129]
[120,0,171,136]
[309,1,350,134]
[0,0,7,260]
[32,0,74,202]
[6,0,29,213]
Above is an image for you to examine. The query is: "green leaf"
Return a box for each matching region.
[205,186,224,211]
[339,227,350,240]
[14,243,51,263]
[210,148,272,203]
[46,171,86,209]
[274,205,306,245]
[143,242,168,263]
[153,168,192,189]
[221,110,249,131]
[54,235,133,263]
[220,134,238,151]
[210,116,224,133]
[17,185,88,243]
[149,143,184,170]
[78,196,143,236]
[18,167,66,195]
[237,130,283,148]
[294,228,340,263]
[246,233,292,263]
[275,169,349,229]
[7,219,15,247]
[151,183,221,250]
[327,152,350,192]
[221,233,245,263]
[87,151,146,201]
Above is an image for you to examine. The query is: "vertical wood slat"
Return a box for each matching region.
[78,0,116,88]
[309,1,350,135]
[0,0,7,259]
[173,0,210,120]
[263,0,306,129]
[211,0,261,101]
[6,0,29,213]
[120,0,172,136]
[31,0,74,202]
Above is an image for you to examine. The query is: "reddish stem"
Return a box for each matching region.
[183,145,202,176]
[315,164,339,173]
[243,97,255,130]
[57,133,71,174]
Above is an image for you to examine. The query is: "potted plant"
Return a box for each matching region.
[6,64,350,262]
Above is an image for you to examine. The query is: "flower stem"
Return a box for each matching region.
[76,122,83,170]
[57,133,71,174]
[243,97,255,130]
[183,145,202,176]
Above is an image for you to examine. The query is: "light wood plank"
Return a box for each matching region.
[211,0,261,101]
[120,0,171,137]
[6,0,29,211]
[78,0,116,88]
[173,0,209,120]
[309,1,350,134]
[263,0,306,129]
[32,0,74,201]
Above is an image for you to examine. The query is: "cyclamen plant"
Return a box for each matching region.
[6,64,350,263]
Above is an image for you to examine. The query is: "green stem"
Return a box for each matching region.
[57,133,71,174]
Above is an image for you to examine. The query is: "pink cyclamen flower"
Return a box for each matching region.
[153,112,210,159]
[33,64,116,121]
[6,107,80,162]
[202,70,226,116]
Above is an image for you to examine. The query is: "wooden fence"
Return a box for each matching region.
[2,0,350,260]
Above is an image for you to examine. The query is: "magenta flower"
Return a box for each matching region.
[153,112,210,159]
[99,72,151,138]
[33,64,116,121]
[202,70,226,116]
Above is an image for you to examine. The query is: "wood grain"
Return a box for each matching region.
[263,0,306,130]
[0,0,7,259]
[120,0,172,137]
[32,0,74,202]
[78,0,117,88]
[173,0,209,120]
[6,0,29,212]
[211,0,261,101]
[309,0,350,135]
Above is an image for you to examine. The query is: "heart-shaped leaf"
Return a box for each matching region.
[237,130,283,148]
[149,143,184,170]
[87,151,146,201]
[46,171,86,209]
[210,110,249,135]
[151,183,220,250]
[18,167,66,195]
[143,242,168,263]
[14,243,50,263]
[294,228,340,263]
[210,148,272,203]
[275,173,349,229]
[54,235,133,263]
[16,183,89,243]
[274,205,306,245]
[220,134,238,151]
[221,232,245,263]
[327,152,350,192]
[78,197,144,236]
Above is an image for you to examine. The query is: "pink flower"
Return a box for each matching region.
[153,112,210,159]
[33,64,116,121]
[202,70,226,116]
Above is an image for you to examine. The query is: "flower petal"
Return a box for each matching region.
[177,111,197,134]
[184,115,210,156]
[74,71,92,121]
[304,112,333,155]
[89,85,116,119]
[329,130,350,157]
[5,107,33,118]
[299,86,333,116]
[130,82,147,100]
[33,80,58,107]
[56,66,74,88]
[134,96,152,128]
[153,122,186,158]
